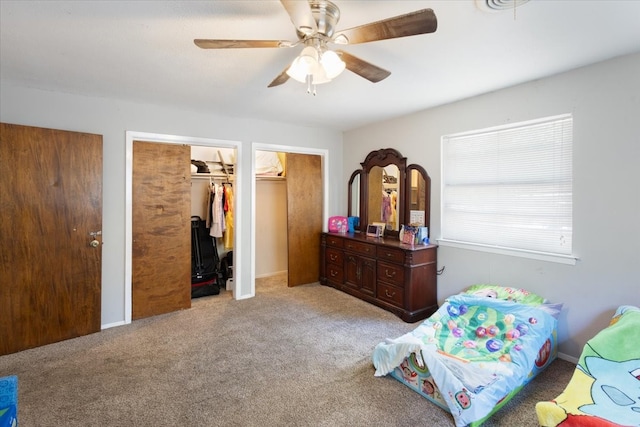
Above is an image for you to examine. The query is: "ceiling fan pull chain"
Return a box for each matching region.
[306,75,317,96]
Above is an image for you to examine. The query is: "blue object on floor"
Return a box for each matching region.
[0,376,17,427]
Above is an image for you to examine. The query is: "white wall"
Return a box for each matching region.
[343,52,640,360]
[0,85,343,327]
[255,179,288,277]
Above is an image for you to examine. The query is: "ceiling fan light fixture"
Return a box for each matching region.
[286,57,309,83]
[286,45,343,90]
[320,50,345,79]
[311,63,331,85]
[299,46,319,61]
[297,46,319,72]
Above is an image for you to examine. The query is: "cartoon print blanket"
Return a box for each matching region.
[535,305,640,427]
[0,375,17,427]
[373,293,557,427]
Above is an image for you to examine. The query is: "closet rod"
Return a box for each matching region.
[191,173,235,181]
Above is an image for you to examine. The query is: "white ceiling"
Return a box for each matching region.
[2,0,640,131]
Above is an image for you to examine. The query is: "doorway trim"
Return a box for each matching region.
[250,143,329,297]
[125,131,242,325]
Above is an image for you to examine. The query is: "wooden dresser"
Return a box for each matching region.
[320,232,437,322]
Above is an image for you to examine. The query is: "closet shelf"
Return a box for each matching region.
[256,175,286,181]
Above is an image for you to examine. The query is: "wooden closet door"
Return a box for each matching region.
[132,141,191,320]
[0,123,103,355]
[286,153,323,287]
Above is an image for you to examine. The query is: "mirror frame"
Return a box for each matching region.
[348,149,431,237]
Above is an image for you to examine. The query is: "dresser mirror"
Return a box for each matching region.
[347,170,361,219]
[406,164,431,230]
[368,164,401,231]
[348,148,430,237]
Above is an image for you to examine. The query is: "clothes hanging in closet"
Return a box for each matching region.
[223,184,234,250]
[208,182,226,238]
[381,191,392,223]
[390,190,397,226]
[381,190,398,226]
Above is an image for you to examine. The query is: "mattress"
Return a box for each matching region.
[373,285,561,427]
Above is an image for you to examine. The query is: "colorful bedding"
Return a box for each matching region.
[373,286,559,427]
[535,305,640,427]
[0,376,17,427]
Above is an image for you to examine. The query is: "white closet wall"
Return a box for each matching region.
[255,178,288,277]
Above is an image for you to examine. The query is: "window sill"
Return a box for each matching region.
[436,239,577,265]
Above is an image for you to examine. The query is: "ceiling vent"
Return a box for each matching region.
[478,0,531,12]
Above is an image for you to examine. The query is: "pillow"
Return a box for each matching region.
[463,284,546,306]
[538,302,564,319]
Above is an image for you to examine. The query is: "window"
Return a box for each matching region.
[441,114,574,263]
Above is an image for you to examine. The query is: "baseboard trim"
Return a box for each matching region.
[255,270,288,279]
[101,320,126,330]
[557,352,578,364]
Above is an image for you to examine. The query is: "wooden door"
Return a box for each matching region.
[286,153,323,287]
[132,141,191,320]
[0,123,102,355]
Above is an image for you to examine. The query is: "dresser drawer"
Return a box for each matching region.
[377,246,405,264]
[343,240,376,256]
[377,261,405,287]
[326,264,344,283]
[377,282,404,308]
[325,234,344,248]
[325,247,343,266]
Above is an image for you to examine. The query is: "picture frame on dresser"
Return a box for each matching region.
[366,224,383,237]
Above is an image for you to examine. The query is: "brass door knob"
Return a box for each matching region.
[90,239,100,248]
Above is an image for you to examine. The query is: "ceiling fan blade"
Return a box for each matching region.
[268,66,291,88]
[280,0,318,36]
[194,39,289,49]
[337,50,390,83]
[333,9,437,45]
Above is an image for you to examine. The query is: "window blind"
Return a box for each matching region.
[441,114,573,256]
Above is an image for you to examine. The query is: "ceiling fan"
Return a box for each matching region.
[194,0,437,94]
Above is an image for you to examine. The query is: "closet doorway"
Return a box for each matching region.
[126,131,240,323]
[253,147,326,289]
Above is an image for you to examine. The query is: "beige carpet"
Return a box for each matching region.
[0,275,573,426]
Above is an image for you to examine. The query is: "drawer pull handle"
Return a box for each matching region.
[385,289,396,298]
[385,269,396,278]
[386,253,393,257]
[347,244,353,249]
[330,270,338,277]
[330,254,337,261]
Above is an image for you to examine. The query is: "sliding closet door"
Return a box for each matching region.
[132,141,191,320]
[0,123,103,355]
[286,153,323,287]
